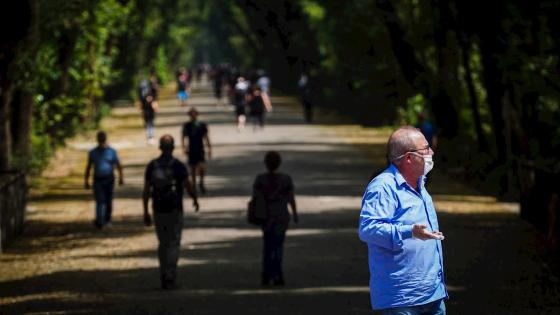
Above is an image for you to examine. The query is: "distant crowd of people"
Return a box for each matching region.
[209,64,274,131]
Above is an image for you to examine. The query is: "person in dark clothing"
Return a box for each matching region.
[252,151,298,286]
[298,73,313,123]
[84,131,124,229]
[234,77,249,131]
[139,74,159,144]
[247,85,272,130]
[212,66,224,106]
[181,107,212,195]
[143,134,199,290]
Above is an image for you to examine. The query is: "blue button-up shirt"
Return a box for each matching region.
[358,164,447,310]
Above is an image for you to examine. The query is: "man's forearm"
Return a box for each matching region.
[358,217,413,251]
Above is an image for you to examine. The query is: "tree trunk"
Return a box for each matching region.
[14,0,39,164]
[375,0,428,91]
[459,33,487,152]
[431,0,460,138]
[0,93,12,171]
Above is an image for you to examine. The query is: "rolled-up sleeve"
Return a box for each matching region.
[358,187,413,251]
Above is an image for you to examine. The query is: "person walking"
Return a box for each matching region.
[234,76,250,131]
[139,74,158,145]
[181,107,212,195]
[84,131,124,229]
[143,134,199,290]
[212,65,224,106]
[252,151,298,286]
[257,69,271,95]
[177,68,190,107]
[247,85,272,130]
[298,73,313,123]
[358,126,447,314]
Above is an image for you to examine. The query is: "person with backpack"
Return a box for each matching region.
[182,107,212,194]
[247,85,272,130]
[143,134,199,290]
[251,151,298,286]
[84,131,124,229]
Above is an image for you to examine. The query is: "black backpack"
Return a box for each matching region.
[151,159,180,211]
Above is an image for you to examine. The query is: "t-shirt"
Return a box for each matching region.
[257,76,270,94]
[88,146,119,179]
[249,95,265,115]
[145,156,189,212]
[253,172,294,218]
[177,76,188,92]
[182,121,208,154]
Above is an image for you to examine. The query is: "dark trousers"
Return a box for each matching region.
[155,210,183,285]
[262,222,287,280]
[303,100,313,123]
[93,178,114,225]
[250,113,265,128]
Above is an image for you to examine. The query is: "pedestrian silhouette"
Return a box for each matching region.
[181,107,212,195]
[251,151,298,286]
[142,134,199,289]
[84,131,124,229]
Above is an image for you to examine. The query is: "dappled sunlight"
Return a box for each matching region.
[434,194,520,214]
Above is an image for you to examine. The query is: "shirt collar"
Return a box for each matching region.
[389,163,426,192]
[389,164,407,187]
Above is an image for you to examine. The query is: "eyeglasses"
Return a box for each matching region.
[407,145,432,154]
[394,145,433,160]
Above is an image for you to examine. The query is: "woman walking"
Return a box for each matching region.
[247,85,272,130]
[252,151,298,285]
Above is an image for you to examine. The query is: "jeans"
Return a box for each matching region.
[380,299,446,315]
[93,178,114,226]
[262,221,288,281]
[145,118,154,139]
[154,210,183,285]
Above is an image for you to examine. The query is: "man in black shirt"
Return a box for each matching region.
[143,134,199,289]
[182,107,212,194]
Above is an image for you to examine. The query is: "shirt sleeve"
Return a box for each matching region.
[112,149,120,165]
[358,186,413,252]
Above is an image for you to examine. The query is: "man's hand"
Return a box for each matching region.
[207,150,212,160]
[144,213,152,226]
[412,224,444,241]
[193,200,200,212]
[85,182,90,190]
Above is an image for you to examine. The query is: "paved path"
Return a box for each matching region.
[0,81,558,314]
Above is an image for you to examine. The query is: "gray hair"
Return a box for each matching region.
[387,126,423,164]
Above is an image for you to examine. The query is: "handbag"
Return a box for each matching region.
[247,192,266,226]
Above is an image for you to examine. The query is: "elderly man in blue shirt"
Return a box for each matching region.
[359,126,447,314]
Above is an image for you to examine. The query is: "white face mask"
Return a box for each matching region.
[411,152,434,175]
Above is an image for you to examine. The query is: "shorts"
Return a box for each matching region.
[178,91,189,101]
[188,151,205,166]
